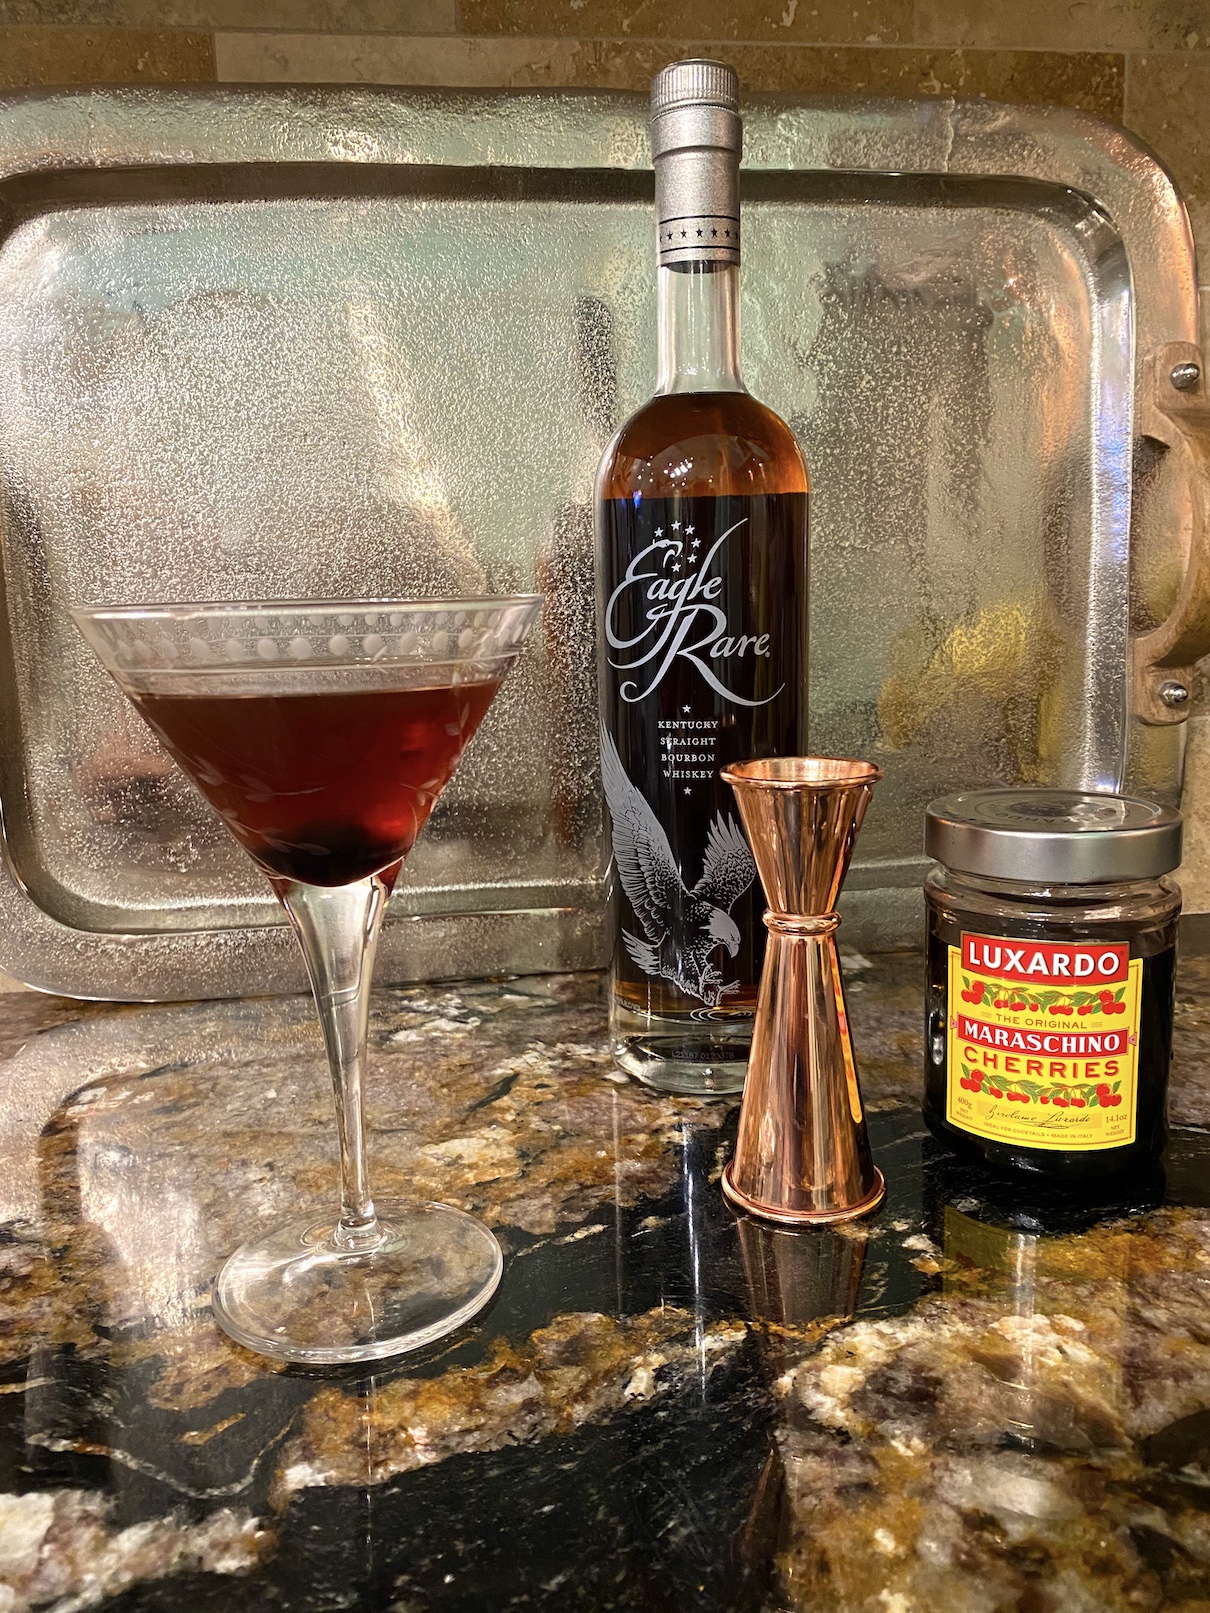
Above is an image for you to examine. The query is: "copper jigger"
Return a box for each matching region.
[719,758,885,1225]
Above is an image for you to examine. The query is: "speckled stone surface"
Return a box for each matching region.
[0,952,1209,1609]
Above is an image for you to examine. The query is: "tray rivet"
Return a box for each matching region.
[1171,361,1201,391]
[1160,679,1191,707]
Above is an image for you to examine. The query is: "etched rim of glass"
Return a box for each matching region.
[71,596,544,684]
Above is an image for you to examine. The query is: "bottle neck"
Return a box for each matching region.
[652,104,743,396]
[656,262,744,394]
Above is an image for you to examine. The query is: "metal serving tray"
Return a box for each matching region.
[0,87,1204,999]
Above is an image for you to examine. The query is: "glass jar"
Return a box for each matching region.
[924,788,1181,1181]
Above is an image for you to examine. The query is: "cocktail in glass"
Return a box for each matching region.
[73,597,542,1365]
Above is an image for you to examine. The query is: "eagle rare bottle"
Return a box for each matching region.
[596,59,809,1095]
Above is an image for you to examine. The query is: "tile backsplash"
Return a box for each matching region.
[3,0,1210,910]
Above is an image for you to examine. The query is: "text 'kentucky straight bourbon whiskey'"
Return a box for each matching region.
[596,60,810,1095]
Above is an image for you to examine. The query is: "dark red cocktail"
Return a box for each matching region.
[132,678,501,885]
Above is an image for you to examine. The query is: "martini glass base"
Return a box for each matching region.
[212,1202,503,1365]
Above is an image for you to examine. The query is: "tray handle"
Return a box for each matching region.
[1134,340,1210,724]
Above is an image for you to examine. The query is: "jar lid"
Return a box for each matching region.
[924,788,1182,883]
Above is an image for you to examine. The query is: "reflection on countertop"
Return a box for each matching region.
[1,953,1210,1608]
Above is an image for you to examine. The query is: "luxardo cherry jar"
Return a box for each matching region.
[924,789,1181,1182]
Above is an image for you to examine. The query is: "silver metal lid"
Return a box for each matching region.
[650,59,739,117]
[650,58,742,269]
[925,788,1182,883]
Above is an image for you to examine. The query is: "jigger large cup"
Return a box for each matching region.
[720,758,885,1225]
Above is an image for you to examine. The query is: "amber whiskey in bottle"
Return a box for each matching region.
[596,60,810,1095]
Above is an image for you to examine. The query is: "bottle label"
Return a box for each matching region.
[599,491,805,1010]
[600,723,756,1006]
[945,932,1140,1150]
[603,514,781,708]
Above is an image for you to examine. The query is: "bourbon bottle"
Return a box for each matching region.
[596,59,810,1095]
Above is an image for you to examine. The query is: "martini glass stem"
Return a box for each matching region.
[273,868,399,1249]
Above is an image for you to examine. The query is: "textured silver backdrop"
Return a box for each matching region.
[0,88,1197,996]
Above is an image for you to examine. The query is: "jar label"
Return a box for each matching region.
[946,933,1139,1150]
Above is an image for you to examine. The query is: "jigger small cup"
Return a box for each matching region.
[720,757,885,1226]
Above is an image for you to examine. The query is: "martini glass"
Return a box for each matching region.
[73,596,542,1365]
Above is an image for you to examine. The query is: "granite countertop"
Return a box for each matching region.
[2,951,1210,1609]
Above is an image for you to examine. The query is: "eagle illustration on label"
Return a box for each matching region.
[600,725,756,1005]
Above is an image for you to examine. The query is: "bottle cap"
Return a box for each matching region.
[649,58,742,267]
[924,788,1182,884]
[650,59,739,118]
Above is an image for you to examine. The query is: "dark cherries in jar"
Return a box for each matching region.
[923,788,1181,1182]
